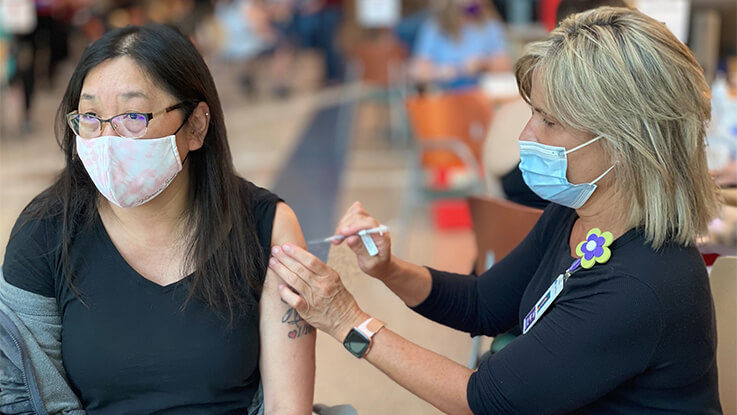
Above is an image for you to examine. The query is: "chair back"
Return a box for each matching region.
[709,256,736,414]
[468,196,543,274]
[351,35,407,87]
[406,89,492,170]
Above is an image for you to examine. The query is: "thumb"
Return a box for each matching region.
[279,284,309,315]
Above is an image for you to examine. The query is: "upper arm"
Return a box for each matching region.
[0,218,67,405]
[467,277,662,415]
[259,202,316,414]
[2,217,56,297]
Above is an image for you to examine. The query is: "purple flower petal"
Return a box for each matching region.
[593,246,604,257]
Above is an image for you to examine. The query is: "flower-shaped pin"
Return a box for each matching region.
[575,228,613,269]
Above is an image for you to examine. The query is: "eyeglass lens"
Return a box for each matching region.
[74,113,149,139]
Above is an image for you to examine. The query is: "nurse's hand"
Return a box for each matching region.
[333,202,393,281]
[269,244,368,340]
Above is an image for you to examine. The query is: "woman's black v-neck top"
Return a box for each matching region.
[413,203,721,415]
[2,179,281,415]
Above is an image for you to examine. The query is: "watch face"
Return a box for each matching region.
[344,329,370,358]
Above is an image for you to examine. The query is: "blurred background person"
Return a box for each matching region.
[292,0,344,85]
[29,0,72,87]
[214,0,276,97]
[701,53,737,255]
[707,54,737,186]
[263,0,299,97]
[409,0,510,91]
[0,0,37,135]
[3,0,71,135]
[393,0,432,53]
[712,161,737,187]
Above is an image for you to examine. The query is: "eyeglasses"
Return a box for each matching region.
[66,102,189,139]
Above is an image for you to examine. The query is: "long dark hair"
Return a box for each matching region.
[21,24,264,321]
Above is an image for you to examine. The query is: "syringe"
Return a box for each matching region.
[308,225,389,245]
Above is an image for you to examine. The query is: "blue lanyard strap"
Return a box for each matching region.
[563,258,582,281]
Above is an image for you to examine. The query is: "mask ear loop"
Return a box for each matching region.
[591,163,616,184]
[172,110,194,165]
[172,113,190,135]
[564,135,604,155]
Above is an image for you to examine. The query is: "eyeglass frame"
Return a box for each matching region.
[66,101,193,139]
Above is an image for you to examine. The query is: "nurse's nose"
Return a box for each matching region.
[518,117,537,143]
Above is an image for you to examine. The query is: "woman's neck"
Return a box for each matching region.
[99,166,191,246]
[570,183,630,252]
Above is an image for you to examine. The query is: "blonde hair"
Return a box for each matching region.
[515,6,719,248]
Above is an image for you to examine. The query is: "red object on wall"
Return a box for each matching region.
[539,0,563,31]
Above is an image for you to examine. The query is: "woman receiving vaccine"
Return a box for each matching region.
[1,24,314,414]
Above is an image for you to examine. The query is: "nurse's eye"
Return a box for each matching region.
[542,118,556,127]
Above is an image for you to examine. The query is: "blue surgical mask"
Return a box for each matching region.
[518,136,615,209]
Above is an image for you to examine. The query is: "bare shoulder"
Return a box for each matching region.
[271,202,305,247]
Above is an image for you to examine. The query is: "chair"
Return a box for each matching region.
[466,196,543,367]
[709,256,736,414]
[405,89,491,172]
[468,196,543,275]
[349,32,410,146]
[395,89,492,254]
[350,34,407,88]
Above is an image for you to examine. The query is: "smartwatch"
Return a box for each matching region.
[343,317,385,358]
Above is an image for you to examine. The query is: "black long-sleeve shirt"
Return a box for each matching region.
[413,203,721,414]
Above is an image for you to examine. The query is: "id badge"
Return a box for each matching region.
[523,274,565,334]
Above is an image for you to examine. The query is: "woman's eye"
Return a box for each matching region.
[543,118,555,127]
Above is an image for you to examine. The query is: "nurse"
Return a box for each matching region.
[269,6,722,414]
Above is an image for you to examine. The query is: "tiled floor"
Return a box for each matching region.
[0,56,483,414]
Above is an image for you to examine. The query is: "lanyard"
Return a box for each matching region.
[563,258,582,281]
[522,258,582,334]
[523,227,614,334]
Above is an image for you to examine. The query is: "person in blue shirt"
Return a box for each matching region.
[410,0,510,90]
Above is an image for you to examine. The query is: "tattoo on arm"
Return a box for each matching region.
[281,307,314,340]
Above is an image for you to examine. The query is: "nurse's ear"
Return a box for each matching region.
[187,101,210,151]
